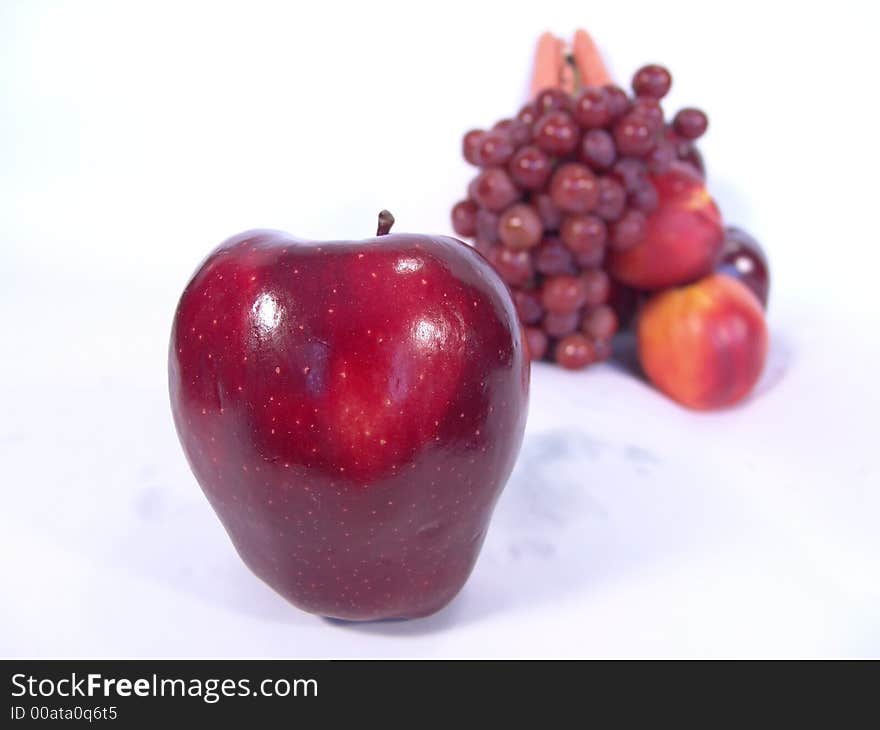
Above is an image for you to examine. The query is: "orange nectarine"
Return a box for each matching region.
[637,274,768,409]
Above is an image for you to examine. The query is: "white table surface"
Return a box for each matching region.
[2,0,878,658]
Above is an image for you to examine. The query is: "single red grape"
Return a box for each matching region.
[574,248,604,269]
[631,97,664,132]
[581,305,618,340]
[498,203,543,250]
[542,274,589,314]
[494,118,532,148]
[572,87,610,128]
[560,214,607,256]
[517,103,538,126]
[614,113,656,156]
[646,139,675,175]
[555,334,597,369]
[535,88,572,114]
[533,237,577,276]
[609,209,647,250]
[549,163,599,214]
[580,128,617,170]
[533,193,563,231]
[593,176,627,221]
[533,111,579,156]
[508,145,552,190]
[632,64,672,99]
[472,168,520,211]
[463,129,486,166]
[543,310,580,338]
[673,108,709,140]
[602,85,631,121]
[451,199,478,237]
[475,208,500,244]
[478,131,515,167]
[490,247,534,288]
[581,268,611,306]
[514,290,544,324]
[612,157,649,191]
[524,327,549,361]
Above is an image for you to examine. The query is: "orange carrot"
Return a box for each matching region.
[572,29,612,87]
[530,32,564,97]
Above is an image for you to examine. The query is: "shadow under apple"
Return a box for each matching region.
[90,366,768,636]
[327,421,752,637]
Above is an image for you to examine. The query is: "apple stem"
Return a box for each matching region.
[376,210,395,236]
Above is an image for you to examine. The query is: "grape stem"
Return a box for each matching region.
[376,210,395,236]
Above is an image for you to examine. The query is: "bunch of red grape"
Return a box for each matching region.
[451,64,709,369]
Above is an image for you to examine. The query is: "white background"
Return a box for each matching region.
[1,0,878,657]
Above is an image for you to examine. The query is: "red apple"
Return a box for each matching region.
[637,273,768,409]
[169,212,529,620]
[608,161,724,290]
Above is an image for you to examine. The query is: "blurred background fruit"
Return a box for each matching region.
[637,274,768,409]
[450,36,726,371]
[717,226,770,307]
[607,161,724,290]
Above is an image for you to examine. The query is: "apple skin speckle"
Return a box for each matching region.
[169,229,528,620]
